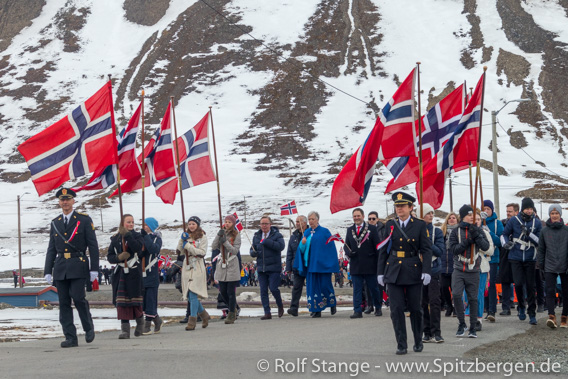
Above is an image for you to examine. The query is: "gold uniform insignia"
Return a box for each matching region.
[91,223,95,230]
[62,189,67,195]
[426,230,430,237]
[397,193,403,200]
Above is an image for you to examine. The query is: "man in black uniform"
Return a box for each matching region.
[44,188,99,348]
[377,192,432,355]
[345,208,383,318]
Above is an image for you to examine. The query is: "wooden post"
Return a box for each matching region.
[17,195,23,288]
[209,106,226,265]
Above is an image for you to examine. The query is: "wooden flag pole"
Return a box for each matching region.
[468,162,474,206]
[140,90,146,275]
[448,175,454,213]
[209,106,226,265]
[416,62,424,218]
[472,67,488,226]
[170,97,188,264]
[108,75,123,219]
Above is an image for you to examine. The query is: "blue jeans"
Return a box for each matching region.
[188,290,204,317]
[258,271,283,314]
[488,263,498,313]
[352,274,382,313]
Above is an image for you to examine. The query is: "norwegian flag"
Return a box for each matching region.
[112,103,178,204]
[74,102,143,192]
[280,201,298,216]
[330,68,416,213]
[233,212,244,232]
[18,81,118,196]
[149,112,216,203]
[384,84,466,192]
[419,73,485,208]
[158,254,172,268]
[326,233,345,245]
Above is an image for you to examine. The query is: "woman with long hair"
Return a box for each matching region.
[440,212,459,316]
[212,215,241,324]
[177,216,210,331]
[107,214,146,339]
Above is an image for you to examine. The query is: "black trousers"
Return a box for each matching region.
[55,278,93,342]
[535,268,545,306]
[388,283,423,350]
[545,272,568,316]
[440,273,453,310]
[422,274,442,337]
[289,270,305,311]
[510,260,536,316]
[219,281,239,312]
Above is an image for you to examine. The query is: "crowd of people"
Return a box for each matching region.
[43,187,568,354]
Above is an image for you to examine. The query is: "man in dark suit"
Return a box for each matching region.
[345,208,383,318]
[44,188,99,348]
[377,192,432,355]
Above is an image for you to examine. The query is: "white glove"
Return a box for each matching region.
[377,275,385,287]
[480,212,488,220]
[90,271,98,282]
[44,274,52,285]
[421,273,431,286]
[482,225,490,232]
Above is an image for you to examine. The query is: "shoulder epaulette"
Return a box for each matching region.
[76,211,89,216]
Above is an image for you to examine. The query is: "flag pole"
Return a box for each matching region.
[472,67,488,226]
[416,62,424,217]
[170,96,188,264]
[209,106,226,265]
[108,75,123,219]
[449,175,454,213]
[140,89,146,275]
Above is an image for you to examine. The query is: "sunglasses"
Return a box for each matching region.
[368,217,377,221]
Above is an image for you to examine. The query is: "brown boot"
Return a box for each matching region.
[118,322,130,339]
[225,311,236,324]
[185,316,197,331]
[134,317,144,337]
[561,315,568,328]
[153,315,163,334]
[546,315,558,329]
[199,310,211,328]
[142,319,153,335]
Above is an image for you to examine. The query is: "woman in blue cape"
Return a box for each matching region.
[295,211,339,317]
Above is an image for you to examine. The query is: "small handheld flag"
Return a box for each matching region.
[326,233,345,245]
[280,201,298,216]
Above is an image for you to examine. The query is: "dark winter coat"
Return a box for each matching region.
[286,229,303,273]
[344,222,382,276]
[485,212,504,264]
[250,226,285,273]
[107,230,146,307]
[502,213,542,262]
[449,222,490,273]
[441,224,458,275]
[537,219,568,274]
[426,223,445,275]
[142,230,162,288]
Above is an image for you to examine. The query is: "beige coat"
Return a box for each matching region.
[177,234,208,300]
[212,232,241,282]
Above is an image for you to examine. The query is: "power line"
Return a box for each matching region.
[198,0,370,106]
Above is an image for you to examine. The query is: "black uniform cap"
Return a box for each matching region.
[55,188,76,200]
[392,191,415,205]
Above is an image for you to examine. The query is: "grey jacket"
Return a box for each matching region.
[537,220,568,274]
[449,222,490,273]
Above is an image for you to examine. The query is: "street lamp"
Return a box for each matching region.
[17,192,30,288]
[492,99,531,218]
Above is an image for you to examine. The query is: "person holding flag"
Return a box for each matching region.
[344,208,383,319]
[178,216,210,331]
[141,217,164,335]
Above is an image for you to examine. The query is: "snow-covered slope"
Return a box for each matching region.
[1,0,567,269]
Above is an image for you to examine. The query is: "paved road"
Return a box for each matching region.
[0,307,550,379]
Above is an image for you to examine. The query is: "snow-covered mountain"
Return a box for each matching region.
[1,0,567,269]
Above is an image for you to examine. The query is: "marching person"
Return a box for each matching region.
[344,208,383,318]
[13,269,18,288]
[501,197,542,325]
[141,217,163,335]
[420,203,445,343]
[377,192,432,355]
[250,216,286,319]
[482,200,503,322]
[286,215,308,317]
[44,188,99,348]
[107,214,147,339]
[213,214,242,324]
[498,203,519,316]
[440,212,458,316]
[538,205,568,328]
[178,216,210,331]
[297,211,339,318]
[449,205,490,338]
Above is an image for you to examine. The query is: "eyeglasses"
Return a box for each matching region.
[368,217,377,221]
[260,223,271,225]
